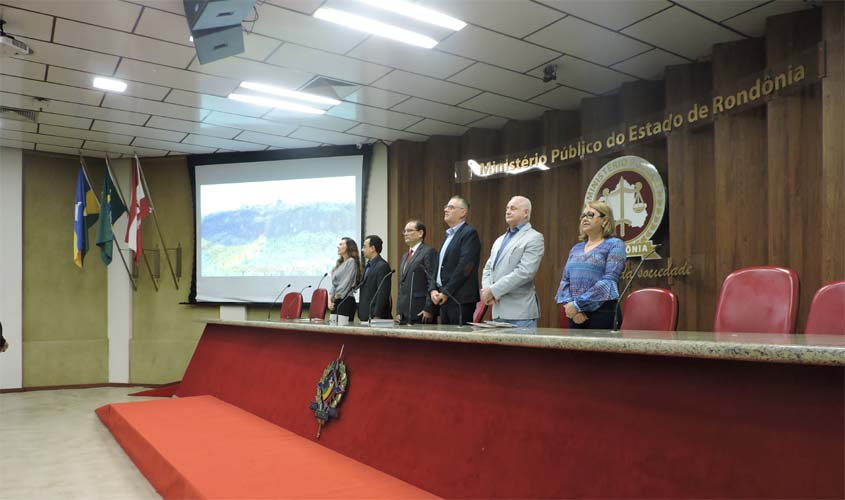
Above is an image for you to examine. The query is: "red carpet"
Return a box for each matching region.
[96,395,438,499]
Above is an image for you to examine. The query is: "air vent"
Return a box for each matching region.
[299,77,359,101]
[0,106,38,122]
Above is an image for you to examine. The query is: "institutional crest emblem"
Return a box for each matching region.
[309,345,348,439]
[584,155,666,259]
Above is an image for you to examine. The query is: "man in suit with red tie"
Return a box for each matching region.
[430,196,481,325]
[396,220,437,324]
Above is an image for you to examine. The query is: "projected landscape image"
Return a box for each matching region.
[200,177,356,277]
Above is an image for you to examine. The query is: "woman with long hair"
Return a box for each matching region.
[328,237,362,321]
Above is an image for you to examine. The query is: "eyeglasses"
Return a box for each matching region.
[444,204,465,211]
[580,212,605,220]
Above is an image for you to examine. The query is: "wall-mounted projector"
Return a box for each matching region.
[0,19,33,57]
[183,0,256,65]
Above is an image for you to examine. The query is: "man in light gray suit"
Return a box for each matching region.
[481,196,545,329]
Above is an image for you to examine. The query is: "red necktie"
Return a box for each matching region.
[404,249,414,272]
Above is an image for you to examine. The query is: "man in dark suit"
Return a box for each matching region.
[430,196,481,325]
[358,235,392,321]
[395,220,437,325]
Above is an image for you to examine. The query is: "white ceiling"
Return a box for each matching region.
[0,0,812,158]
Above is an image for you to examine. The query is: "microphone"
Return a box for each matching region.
[421,264,463,327]
[315,272,328,290]
[612,244,661,332]
[368,269,395,325]
[406,265,415,325]
[299,284,312,295]
[267,283,291,320]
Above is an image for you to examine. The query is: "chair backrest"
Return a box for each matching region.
[621,288,678,331]
[473,290,488,323]
[559,305,568,329]
[804,280,845,335]
[713,266,799,334]
[280,292,303,320]
[309,289,328,320]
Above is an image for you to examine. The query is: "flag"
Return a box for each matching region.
[124,158,151,262]
[95,166,127,265]
[73,166,99,268]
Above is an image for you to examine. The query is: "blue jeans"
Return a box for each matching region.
[495,318,538,330]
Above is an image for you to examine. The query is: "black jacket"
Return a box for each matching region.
[396,243,438,322]
[358,254,392,320]
[430,223,481,305]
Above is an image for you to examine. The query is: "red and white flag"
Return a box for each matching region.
[125,157,151,262]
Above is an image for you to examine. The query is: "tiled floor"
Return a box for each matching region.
[0,387,160,499]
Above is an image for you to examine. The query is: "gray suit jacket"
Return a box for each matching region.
[481,223,545,320]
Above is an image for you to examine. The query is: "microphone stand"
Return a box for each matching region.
[368,269,395,326]
[315,272,328,291]
[266,283,291,321]
[406,266,414,325]
[612,245,661,332]
[299,284,312,295]
[334,281,364,324]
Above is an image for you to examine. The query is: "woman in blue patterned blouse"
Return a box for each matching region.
[556,201,627,329]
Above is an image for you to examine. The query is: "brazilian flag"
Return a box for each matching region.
[73,167,99,268]
[96,167,127,265]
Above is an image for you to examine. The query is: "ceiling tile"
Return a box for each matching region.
[132,137,216,154]
[0,129,83,148]
[35,143,114,158]
[182,134,267,151]
[165,90,268,117]
[3,0,142,32]
[371,71,480,105]
[289,126,368,145]
[125,0,185,16]
[327,102,422,130]
[147,116,240,139]
[91,120,187,142]
[267,44,392,86]
[459,93,549,120]
[133,6,193,46]
[0,58,47,81]
[82,140,168,156]
[611,48,689,80]
[45,99,149,126]
[537,0,670,30]
[347,37,474,80]
[435,25,560,73]
[46,67,170,101]
[39,124,133,145]
[0,74,104,106]
[262,0,324,15]
[405,119,468,137]
[344,87,408,108]
[724,1,811,37]
[252,4,368,54]
[526,16,651,66]
[622,6,744,60]
[419,0,564,38]
[0,118,37,133]
[203,112,298,136]
[234,131,320,149]
[529,85,592,110]
[449,63,552,100]
[15,37,120,75]
[0,5,53,41]
[528,55,636,94]
[117,59,239,97]
[54,19,195,69]
[346,124,428,142]
[241,33,284,62]
[104,93,207,121]
[468,115,510,129]
[675,1,767,23]
[187,57,311,92]
[262,109,359,132]
[0,138,34,150]
[37,113,93,130]
[391,97,486,125]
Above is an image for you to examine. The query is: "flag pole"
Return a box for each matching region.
[103,155,138,291]
[134,154,179,289]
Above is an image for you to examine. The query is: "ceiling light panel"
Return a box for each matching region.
[240,82,341,106]
[228,93,327,115]
[314,8,438,48]
[356,0,466,31]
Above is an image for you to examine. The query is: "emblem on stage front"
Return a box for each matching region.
[585,155,666,260]
[309,345,348,439]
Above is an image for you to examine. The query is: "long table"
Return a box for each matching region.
[176,320,845,499]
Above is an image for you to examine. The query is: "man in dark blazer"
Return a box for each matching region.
[358,235,392,321]
[396,220,437,324]
[430,196,481,325]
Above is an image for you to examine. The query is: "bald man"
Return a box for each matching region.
[481,196,545,329]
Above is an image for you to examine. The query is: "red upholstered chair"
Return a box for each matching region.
[621,288,678,331]
[713,266,799,334]
[559,305,568,329]
[473,290,488,323]
[309,288,328,321]
[279,292,303,320]
[804,280,845,335]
